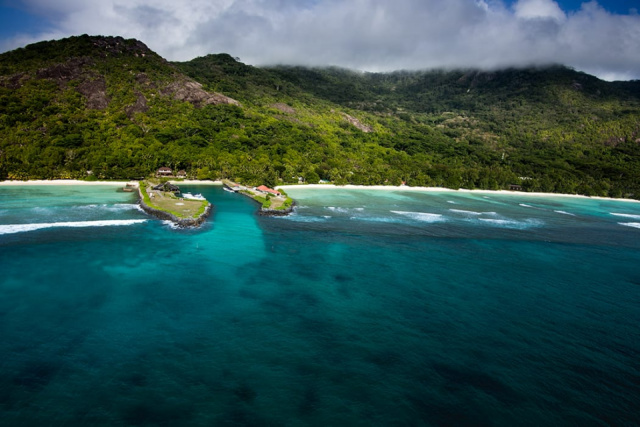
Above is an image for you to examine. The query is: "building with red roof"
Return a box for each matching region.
[256,185,281,196]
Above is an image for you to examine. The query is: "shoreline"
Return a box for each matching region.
[0,179,132,186]
[278,184,640,203]
[171,180,222,185]
[1,180,636,204]
[0,179,224,186]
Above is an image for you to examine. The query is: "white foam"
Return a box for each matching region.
[391,211,445,223]
[78,203,143,213]
[162,220,180,229]
[0,219,147,235]
[619,222,640,229]
[450,209,483,215]
[554,210,575,216]
[351,216,402,223]
[479,218,517,226]
[326,206,349,213]
[279,215,327,222]
[611,213,640,220]
[478,218,543,229]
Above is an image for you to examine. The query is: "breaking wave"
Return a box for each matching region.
[450,209,483,215]
[611,213,640,220]
[351,216,403,223]
[277,214,328,223]
[478,218,543,229]
[162,220,180,230]
[0,219,147,235]
[619,222,640,229]
[78,203,144,213]
[391,211,446,223]
[554,210,575,216]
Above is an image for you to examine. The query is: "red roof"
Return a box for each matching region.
[256,185,281,195]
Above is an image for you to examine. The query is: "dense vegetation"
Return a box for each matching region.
[1,35,639,198]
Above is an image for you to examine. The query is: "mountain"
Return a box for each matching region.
[1,35,640,197]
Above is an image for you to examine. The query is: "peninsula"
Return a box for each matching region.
[138,180,212,227]
[222,180,295,216]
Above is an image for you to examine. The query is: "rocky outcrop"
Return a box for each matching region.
[77,77,109,110]
[163,79,240,108]
[90,36,154,58]
[342,113,373,133]
[0,72,30,89]
[272,103,296,114]
[258,203,296,216]
[126,92,149,117]
[30,57,110,109]
[36,57,94,86]
[152,182,180,192]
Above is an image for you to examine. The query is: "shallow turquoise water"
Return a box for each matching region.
[1,185,639,426]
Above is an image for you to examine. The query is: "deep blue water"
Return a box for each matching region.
[1,184,640,426]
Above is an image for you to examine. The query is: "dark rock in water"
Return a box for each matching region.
[152,182,180,192]
[258,202,296,217]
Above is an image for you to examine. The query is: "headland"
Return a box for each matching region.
[222,180,295,216]
[138,181,212,227]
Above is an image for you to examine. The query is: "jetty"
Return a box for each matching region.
[138,180,212,227]
[222,179,295,216]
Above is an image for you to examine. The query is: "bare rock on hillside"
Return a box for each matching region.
[342,113,373,133]
[91,36,154,58]
[125,92,149,117]
[36,57,94,87]
[272,103,296,114]
[77,78,109,110]
[163,80,240,108]
[0,72,30,89]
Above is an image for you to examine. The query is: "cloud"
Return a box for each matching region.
[513,0,566,21]
[2,0,640,80]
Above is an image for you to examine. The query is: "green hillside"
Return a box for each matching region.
[1,35,639,197]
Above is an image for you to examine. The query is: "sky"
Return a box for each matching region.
[1,0,639,81]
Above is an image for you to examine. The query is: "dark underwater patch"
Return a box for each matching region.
[12,361,60,390]
[297,387,319,416]
[233,383,257,403]
[433,363,522,406]
[406,394,494,427]
[122,400,193,426]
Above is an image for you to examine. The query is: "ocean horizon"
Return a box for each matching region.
[1,184,639,426]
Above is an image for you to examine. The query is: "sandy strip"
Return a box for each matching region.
[171,180,223,185]
[0,179,132,186]
[0,179,223,186]
[277,184,640,203]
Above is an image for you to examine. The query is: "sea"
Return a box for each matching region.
[1,184,639,426]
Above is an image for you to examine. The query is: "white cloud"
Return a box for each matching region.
[513,0,566,21]
[2,0,640,80]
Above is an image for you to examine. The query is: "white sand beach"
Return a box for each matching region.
[171,180,222,185]
[0,179,132,186]
[277,184,640,203]
[0,179,222,186]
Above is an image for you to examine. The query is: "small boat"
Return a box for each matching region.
[182,192,206,200]
[223,187,236,193]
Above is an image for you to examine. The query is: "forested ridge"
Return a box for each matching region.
[1,35,640,198]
